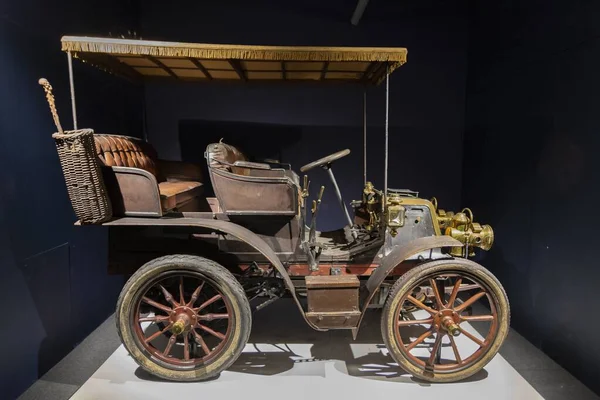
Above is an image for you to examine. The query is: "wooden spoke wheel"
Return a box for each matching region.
[381,258,510,382]
[116,255,251,381]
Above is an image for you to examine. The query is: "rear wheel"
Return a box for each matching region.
[116,254,251,381]
[381,258,509,382]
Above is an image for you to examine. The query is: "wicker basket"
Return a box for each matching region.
[52,128,112,224]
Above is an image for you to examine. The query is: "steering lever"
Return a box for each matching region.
[324,164,358,240]
[300,149,357,240]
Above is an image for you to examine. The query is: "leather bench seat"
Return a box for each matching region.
[94,134,204,216]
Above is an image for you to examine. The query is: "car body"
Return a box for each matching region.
[39,36,510,383]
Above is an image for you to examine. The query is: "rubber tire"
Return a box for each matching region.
[116,254,251,381]
[381,258,510,383]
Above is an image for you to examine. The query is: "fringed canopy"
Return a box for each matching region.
[61,36,407,85]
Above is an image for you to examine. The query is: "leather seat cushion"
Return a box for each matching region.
[158,181,203,210]
[95,134,158,176]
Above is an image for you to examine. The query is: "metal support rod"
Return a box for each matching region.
[383,64,390,210]
[363,91,367,185]
[142,86,149,142]
[325,166,357,239]
[67,51,78,130]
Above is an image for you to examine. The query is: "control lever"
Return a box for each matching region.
[309,186,325,244]
[300,175,310,240]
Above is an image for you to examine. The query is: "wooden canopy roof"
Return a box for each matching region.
[61,36,407,85]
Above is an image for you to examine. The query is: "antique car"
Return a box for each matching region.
[39,36,509,383]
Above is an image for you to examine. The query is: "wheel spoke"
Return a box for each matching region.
[183,333,190,361]
[429,278,444,309]
[194,294,222,312]
[186,282,205,307]
[144,323,173,343]
[446,278,462,307]
[406,329,433,351]
[462,314,494,322]
[142,296,172,315]
[426,334,443,367]
[398,318,433,327]
[455,291,486,312]
[198,313,230,321]
[448,335,462,363]
[459,327,485,347]
[163,334,177,356]
[447,283,479,293]
[159,285,180,307]
[139,315,170,323]
[179,277,185,306]
[193,330,212,355]
[197,323,226,340]
[406,295,437,316]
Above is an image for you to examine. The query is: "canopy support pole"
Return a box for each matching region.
[142,86,149,142]
[383,64,390,209]
[67,51,78,130]
[363,90,367,186]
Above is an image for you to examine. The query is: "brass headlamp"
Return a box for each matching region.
[432,200,494,257]
[385,193,405,237]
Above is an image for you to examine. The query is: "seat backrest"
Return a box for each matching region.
[205,142,249,176]
[94,134,158,177]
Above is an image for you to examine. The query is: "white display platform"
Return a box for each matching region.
[71,301,542,400]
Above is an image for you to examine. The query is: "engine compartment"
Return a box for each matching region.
[351,182,494,258]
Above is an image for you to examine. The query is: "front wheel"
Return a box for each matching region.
[381,258,510,382]
[116,254,251,381]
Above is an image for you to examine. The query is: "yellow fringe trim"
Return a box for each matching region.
[61,36,407,63]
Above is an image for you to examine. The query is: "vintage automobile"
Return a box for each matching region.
[39,36,509,383]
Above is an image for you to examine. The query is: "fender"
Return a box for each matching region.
[103,216,327,331]
[352,235,462,339]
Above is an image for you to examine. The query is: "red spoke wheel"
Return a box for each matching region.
[116,255,251,381]
[381,258,510,383]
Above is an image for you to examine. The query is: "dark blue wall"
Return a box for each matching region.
[141,0,469,230]
[0,1,141,398]
[464,0,600,394]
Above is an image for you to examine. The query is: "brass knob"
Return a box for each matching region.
[442,316,461,337]
[171,319,186,335]
[447,323,461,337]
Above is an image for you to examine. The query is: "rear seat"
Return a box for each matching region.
[94,134,203,216]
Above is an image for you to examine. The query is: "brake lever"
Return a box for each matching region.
[309,186,325,244]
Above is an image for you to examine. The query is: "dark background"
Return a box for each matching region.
[0,0,142,398]
[464,0,600,393]
[1,0,598,398]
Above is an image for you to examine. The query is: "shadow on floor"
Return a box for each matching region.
[225,341,488,385]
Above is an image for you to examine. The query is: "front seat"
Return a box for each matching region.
[205,142,299,215]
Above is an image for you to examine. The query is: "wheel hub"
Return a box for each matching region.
[433,309,461,336]
[169,306,197,335]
